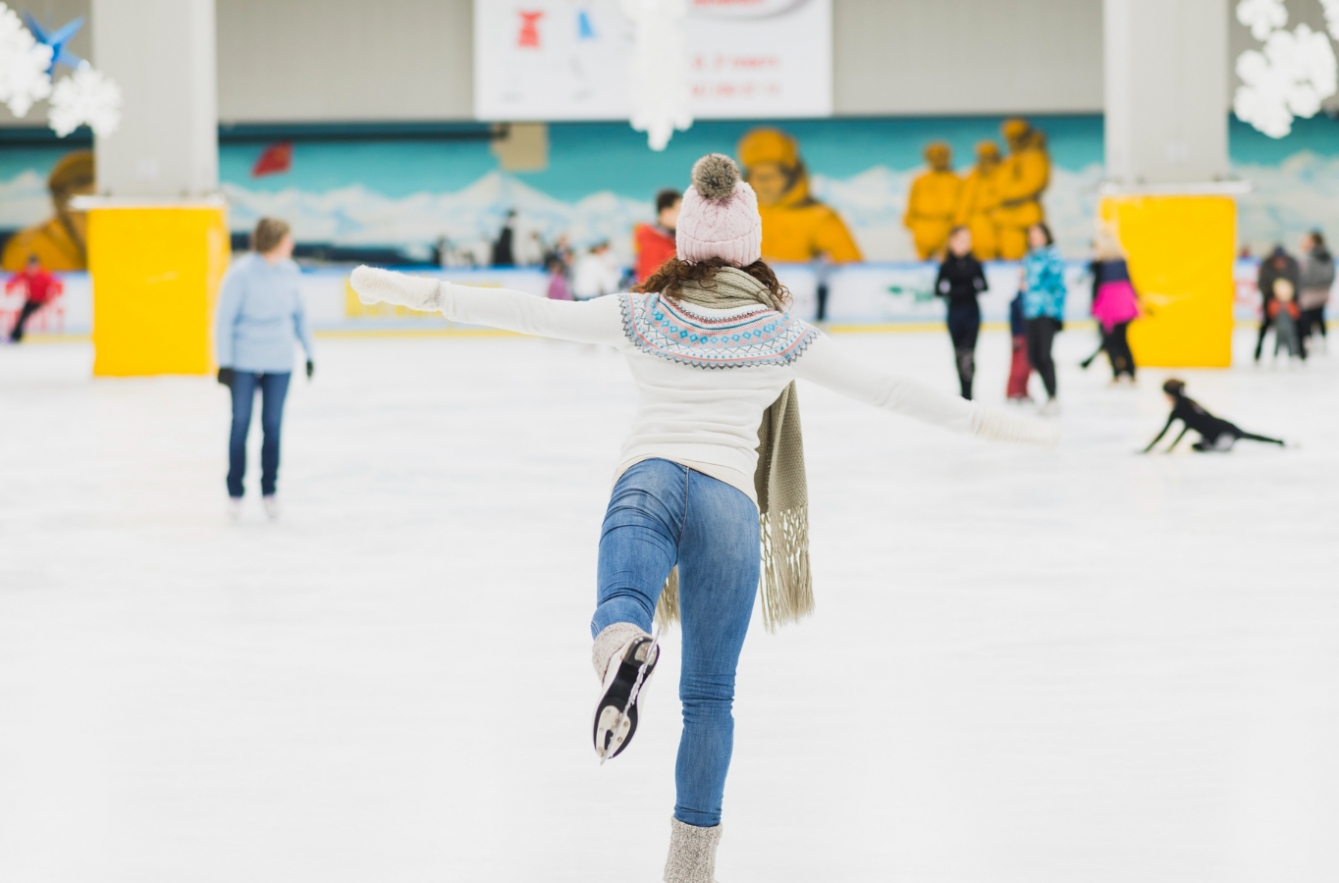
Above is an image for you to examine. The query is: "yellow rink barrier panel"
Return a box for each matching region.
[89,206,230,377]
[1099,195,1236,368]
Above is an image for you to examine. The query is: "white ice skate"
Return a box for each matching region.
[592,623,661,763]
[263,495,281,521]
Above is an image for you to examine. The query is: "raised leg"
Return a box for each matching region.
[592,459,685,636]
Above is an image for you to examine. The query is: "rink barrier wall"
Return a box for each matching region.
[1,259,1305,342]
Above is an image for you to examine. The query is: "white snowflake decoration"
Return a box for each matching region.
[0,1,53,117]
[1236,23,1338,137]
[1320,0,1339,38]
[49,62,122,137]
[1237,0,1289,40]
[621,0,692,151]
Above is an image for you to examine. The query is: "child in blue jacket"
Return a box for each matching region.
[1020,223,1067,413]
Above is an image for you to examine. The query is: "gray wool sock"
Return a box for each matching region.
[664,817,722,883]
[591,622,649,683]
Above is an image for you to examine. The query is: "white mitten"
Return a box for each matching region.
[974,406,1061,446]
[350,265,444,311]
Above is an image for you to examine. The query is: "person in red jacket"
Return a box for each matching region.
[633,189,681,284]
[6,256,63,343]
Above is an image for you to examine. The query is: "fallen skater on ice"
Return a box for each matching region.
[1143,379,1286,454]
[351,153,1057,882]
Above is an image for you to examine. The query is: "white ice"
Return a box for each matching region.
[1,328,1336,882]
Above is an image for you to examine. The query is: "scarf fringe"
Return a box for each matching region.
[652,268,813,633]
[654,567,680,630]
[757,505,813,631]
[653,505,813,633]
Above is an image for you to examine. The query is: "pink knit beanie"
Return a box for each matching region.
[676,154,763,266]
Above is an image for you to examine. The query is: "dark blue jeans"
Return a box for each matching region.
[592,459,760,828]
[227,371,291,498]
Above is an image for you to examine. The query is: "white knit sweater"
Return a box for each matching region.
[351,268,1057,504]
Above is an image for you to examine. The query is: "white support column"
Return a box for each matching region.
[1104,0,1230,187]
[84,0,226,377]
[90,0,217,198]
[1101,0,1236,369]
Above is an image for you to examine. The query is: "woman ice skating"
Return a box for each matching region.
[1298,230,1333,355]
[350,154,1056,882]
[934,226,988,399]
[1088,231,1140,383]
[214,218,315,520]
[1020,222,1067,413]
[1144,379,1284,453]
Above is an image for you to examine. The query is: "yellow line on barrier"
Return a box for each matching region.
[16,333,92,344]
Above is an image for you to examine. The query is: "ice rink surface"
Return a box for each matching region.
[1,327,1336,882]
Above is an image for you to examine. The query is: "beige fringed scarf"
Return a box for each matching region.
[652,267,814,632]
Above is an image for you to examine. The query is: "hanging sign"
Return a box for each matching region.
[473,0,832,121]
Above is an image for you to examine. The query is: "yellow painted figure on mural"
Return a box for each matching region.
[903,142,963,260]
[994,119,1051,261]
[736,128,862,263]
[954,141,1003,261]
[1,152,95,272]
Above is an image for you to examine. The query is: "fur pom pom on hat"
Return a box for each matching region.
[676,153,763,267]
[692,154,740,199]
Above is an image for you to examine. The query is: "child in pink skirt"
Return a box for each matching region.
[545,256,573,301]
[1089,234,1140,383]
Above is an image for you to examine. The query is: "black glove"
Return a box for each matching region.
[305,359,314,380]
[217,367,234,387]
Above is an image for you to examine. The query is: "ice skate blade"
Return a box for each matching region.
[592,629,660,763]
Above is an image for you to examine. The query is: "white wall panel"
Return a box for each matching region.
[833,0,1106,115]
[214,0,473,122]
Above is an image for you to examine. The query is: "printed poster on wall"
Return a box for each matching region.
[473,0,832,121]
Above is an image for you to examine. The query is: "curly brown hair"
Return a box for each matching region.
[638,257,790,308]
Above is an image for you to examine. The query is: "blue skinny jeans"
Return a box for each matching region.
[227,371,291,498]
[592,458,759,828]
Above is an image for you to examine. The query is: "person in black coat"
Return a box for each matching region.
[934,226,988,399]
[1144,379,1285,453]
[491,209,518,267]
[1255,245,1301,363]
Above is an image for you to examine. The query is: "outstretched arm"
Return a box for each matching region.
[1143,414,1176,453]
[1166,426,1190,453]
[792,335,1058,445]
[351,266,625,346]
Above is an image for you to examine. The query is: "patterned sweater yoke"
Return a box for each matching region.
[619,292,819,370]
